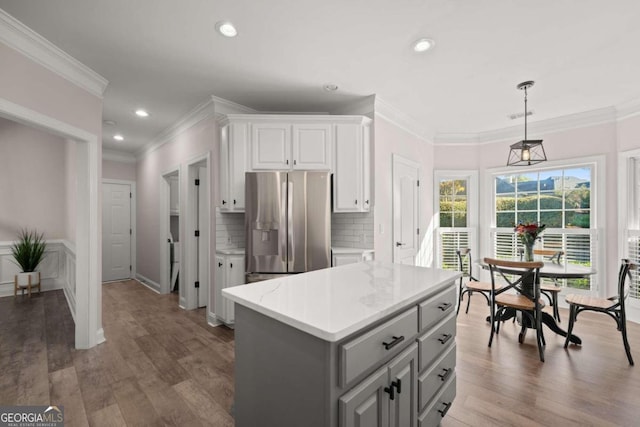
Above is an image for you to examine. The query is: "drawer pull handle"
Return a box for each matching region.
[437,302,452,311]
[437,368,452,382]
[383,384,395,400]
[392,379,401,394]
[438,401,452,417]
[382,335,404,350]
[438,334,453,345]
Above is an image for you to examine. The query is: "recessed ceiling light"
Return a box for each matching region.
[412,38,435,52]
[113,134,124,141]
[103,120,116,126]
[323,84,339,92]
[135,109,149,117]
[216,21,238,38]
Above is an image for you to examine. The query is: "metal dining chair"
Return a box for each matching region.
[485,258,546,362]
[564,259,635,365]
[456,248,501,315]
[518,248,563,322]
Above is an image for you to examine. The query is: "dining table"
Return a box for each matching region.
[477,258,597,345]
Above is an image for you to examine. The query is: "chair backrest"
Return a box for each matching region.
[617,259,636,309]
[533,249,564,264]
[483,258,544,299]
[517,247,564,263]
[456,248,475,280]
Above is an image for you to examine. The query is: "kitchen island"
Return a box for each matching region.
[223,261,461,427]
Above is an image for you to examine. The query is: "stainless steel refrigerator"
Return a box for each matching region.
[245,171,331,282]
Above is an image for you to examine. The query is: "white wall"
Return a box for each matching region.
[136,116,217,285]
[0,117,70,241]
[103,158,136,181]
[373,116,435,266]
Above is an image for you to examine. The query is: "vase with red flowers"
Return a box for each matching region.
[514,222,546,261]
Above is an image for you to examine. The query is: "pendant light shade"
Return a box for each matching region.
[507,81,547,166]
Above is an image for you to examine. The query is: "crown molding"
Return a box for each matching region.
[136,97,217,158]
[102,148,136,163]
[373,97,434,144]
[435,106,618,146]
[616,96,640,122]
[330,95,376,117]
[211,95,258,117]
[0,9,108,98]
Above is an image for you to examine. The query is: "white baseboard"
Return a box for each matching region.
[207,311,222,327]
[135,274,161,293]
[96,328,105,344]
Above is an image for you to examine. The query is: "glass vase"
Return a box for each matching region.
[524,243,534,262]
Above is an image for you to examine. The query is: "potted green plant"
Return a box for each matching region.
[11,229,46,289]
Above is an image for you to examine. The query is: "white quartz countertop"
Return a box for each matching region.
[223,261,461,342]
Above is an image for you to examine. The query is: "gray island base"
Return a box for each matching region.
[224,261,461,427]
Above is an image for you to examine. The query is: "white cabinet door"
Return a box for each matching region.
[292,123,332,170]
[332,122,370,212]
[225,254,245,323]
[251,123,291,170]
[219,123,248,211]
[214,255,226,321]
[230,123,248,210]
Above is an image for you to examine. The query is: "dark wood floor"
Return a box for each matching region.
[1,280,639,426]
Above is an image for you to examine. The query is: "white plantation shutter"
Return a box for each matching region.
[490,228,596,290]
[437,229,471,271]
[627,231,640,300]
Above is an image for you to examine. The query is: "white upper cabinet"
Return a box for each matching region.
[219,122,248,212]
[251,121,332,171]
[251,123,291,170]
[333,120,372,212]
[291,123,332,170]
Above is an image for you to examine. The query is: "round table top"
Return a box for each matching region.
[478,260,596,279]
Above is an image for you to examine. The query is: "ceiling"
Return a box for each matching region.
[1,0,639,155]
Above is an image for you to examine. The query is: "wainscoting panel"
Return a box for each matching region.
[0,240,76,318]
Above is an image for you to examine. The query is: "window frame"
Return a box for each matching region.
[434,170,479,270]
[618,148,640,309]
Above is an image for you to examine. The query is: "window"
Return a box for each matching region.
[491,166,595,291]
[435,171,478,271]
[621,154,640,302]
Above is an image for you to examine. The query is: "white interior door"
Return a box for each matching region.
[393,155,420,265]
[102,182,131,281]
[197,166,209,308]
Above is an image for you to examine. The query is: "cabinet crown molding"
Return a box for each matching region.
[218,114,372,126]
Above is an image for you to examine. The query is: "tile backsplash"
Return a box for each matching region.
[216,210,374,250]
[215,210,245,248]
[331,212,374,249]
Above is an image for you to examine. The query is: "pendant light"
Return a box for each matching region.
[507,81,547,166]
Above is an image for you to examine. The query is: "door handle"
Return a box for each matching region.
[396,242,406,247]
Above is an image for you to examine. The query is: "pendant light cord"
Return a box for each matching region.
[524,86,528,140]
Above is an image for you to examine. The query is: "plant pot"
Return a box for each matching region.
[16,271,40,286]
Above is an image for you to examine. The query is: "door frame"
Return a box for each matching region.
[102,179,136,281]
[160,167,180,296]
[0,98,101,349]
[392,154,421,264]
[185,152,211,311]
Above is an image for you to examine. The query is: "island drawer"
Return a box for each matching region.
[417,312,456,372]
[418,342,456,412]
[340,307,419,386]
[418,374,457,427]
[418,285,456,331]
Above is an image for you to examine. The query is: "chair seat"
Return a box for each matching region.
[565,294,615,310]
[466,280,502,292]
[496,294,545,311]
[540,284,561,293]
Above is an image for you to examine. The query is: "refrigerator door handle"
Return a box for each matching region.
[287,179,294,270]
[280,181,288,263]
